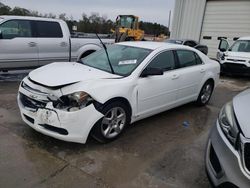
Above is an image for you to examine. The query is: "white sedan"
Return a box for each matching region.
[18,42,220,143]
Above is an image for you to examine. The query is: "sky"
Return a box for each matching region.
[1,0,175,27]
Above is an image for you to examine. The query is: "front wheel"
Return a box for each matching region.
[196,81,214,106]
[91,101,130,143]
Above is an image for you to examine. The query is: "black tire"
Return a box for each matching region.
[91,101,130,143]
[196,80,214,106]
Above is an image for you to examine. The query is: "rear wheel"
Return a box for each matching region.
[91,101,130,143]
[196,81,214,106]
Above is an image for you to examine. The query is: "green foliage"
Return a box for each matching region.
[0,2,169,35]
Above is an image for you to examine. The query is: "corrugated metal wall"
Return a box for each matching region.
[171,0,206,41]
[200,0,250,58]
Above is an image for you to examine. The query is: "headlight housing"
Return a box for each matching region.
[218,101,240,148]
[52,91,93,112]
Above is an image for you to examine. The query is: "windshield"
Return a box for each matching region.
[229,40,250,52]
[119,16,134,28]
[81,45,152,76]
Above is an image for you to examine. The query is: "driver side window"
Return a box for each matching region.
[147,51,175,71]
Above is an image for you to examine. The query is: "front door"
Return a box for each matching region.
[0,19,38,69]
[137,50,179,119]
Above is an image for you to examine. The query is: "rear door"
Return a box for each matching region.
[174,50,206,104]
[0,19,38,69]
[34,21,69,66]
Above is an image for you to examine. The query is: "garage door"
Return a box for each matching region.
[200,0,250,58]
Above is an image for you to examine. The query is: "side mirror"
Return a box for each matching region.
[140,67,163,77]
[218,39,229,52]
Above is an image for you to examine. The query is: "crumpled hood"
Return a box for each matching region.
[29,62,121,87]
[225,51,250,60]
[233,89,250,138]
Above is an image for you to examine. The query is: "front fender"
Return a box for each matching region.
[60,78,138,117]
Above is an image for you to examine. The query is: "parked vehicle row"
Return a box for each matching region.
[205,37,250,188]
[2,16,248,187]
[165,36,250,77]
[0,16,114,71]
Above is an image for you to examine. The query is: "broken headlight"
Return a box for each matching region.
[53,91,93,112]
[218,101,239,148]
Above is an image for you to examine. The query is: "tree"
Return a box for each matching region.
[0,2,169,35]
[59,13,68,21]
[10,7,31,16]
[0,4,11,15]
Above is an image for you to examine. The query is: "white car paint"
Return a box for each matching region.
[18,42,220,143]
[218,36,250,68]
[0,16,114,70]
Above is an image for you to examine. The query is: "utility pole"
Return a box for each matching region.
[168,10,171,36]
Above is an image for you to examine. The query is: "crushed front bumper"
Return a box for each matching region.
[18,84,103,144]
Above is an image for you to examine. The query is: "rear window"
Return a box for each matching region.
[36,21,63,38]
[176,50,202,68]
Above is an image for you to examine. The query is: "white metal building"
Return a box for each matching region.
[171,0,250,58]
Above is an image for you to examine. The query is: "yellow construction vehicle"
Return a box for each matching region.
[112,15,144,42]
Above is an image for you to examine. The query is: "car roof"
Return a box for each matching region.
[117,41,189,50]
[238,36,250,41]
[0,15,61,22]
[168,39,197,42]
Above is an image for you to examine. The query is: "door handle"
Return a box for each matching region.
[200,68,205,73]
[60,42,68,47]
[28,42,37,47]
[171,74,179,80]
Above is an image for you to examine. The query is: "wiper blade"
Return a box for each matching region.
[95,33,115,74]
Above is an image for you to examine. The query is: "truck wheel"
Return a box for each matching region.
[91,101,130,143]
[196,80,214,106]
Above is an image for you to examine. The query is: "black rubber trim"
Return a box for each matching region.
[23,114,35,124]
[38,124,68,135]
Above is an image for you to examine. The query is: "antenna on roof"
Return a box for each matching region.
[95,33,115,74]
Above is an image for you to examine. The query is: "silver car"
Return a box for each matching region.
[206,89,250,188]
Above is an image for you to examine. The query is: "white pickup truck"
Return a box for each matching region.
[0,16,114,71]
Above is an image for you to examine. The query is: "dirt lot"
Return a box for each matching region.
[0,72,250,188]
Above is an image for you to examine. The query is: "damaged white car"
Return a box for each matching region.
[18,42,220,143]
